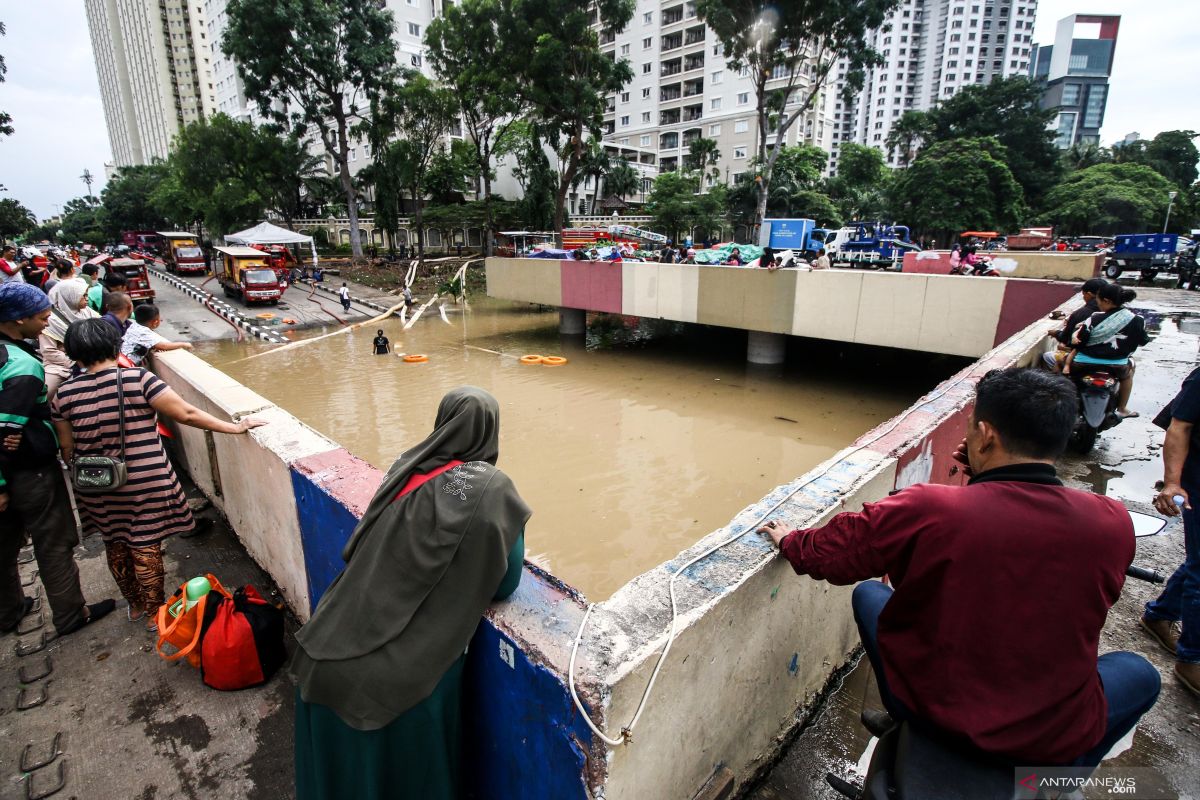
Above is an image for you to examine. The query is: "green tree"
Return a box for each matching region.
[1040,162,1177,236]
[697,0,901,230]
[646,170,727,242]
[884,111,930,168]
[905,77,1059,206]
[686,137,721,189]
[0,197,35,243]
[222,0,401,257]
[888,137,1024,241]
[728,145,840,227]
[510,125,558,230]
[101,164,170,238]
[1142,130,1199,189]
[255,132,326,228]
[425,139,479,206]
[425,0,525,256]
[1061,141,1111,172]
[502,0,635,241]
[0,22,12,137]
[59,196,107,246]
[570,140,611,214]
[827,143,889,220]
[604,159,640,203]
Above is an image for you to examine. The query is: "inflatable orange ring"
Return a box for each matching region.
[520,354,543,365]
[403,354,429,363]
[541,356,568,366]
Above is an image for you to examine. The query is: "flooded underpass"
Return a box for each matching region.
[193,297,964,600]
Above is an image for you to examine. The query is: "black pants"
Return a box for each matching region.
[341,299,351,312]
[0,465,86,633]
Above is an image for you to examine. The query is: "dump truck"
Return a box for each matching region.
[215,245,282,305]
[103,257,156,304]
[158,231,207,275]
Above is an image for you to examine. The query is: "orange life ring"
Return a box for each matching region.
[541,356,568,366]
[520,354,543,365]
[403,354,429,363]
[282,318,298,324]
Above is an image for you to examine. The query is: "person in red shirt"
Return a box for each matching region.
[760,368,1160,767]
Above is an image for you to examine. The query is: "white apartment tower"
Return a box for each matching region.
[84,0,218,167]
[598,0,835,200]
[829,0,1038,172]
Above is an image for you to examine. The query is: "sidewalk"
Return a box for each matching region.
[0,478,295,800]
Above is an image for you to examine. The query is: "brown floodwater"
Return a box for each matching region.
[193,298,957,599]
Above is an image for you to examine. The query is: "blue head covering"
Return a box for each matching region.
[0,282,52,323]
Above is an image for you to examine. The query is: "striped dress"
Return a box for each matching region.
[51,367,194,544]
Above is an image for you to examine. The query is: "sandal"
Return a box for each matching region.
[127,603,146,623]
[1116,409,1140,419]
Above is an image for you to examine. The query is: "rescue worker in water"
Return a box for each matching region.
[759,367,1160,768]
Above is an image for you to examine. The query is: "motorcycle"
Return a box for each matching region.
[1068,368,1123,453]
[950,255,1000,277]
[825,510,1169,800]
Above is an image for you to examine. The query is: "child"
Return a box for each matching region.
[121,304,193,366]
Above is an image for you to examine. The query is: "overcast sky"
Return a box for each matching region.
[1,1,1198,222]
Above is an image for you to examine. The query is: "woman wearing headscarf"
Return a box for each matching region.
[291,386,529,800]
[1070,283,1150,418]
[40,278,98,399]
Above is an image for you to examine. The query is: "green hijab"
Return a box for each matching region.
[291,386,531,730]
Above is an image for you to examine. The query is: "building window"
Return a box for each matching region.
[408,22,420,36]
[734,119,749,133]
[1061,83,1081,105]
[644,11,653,23]
[411,54,422,67]
[710,98,721,110]
[1083,85,1106,128]
[643,37,652,49]
[642,87,652,98]
[641,134,652,146]
[708,123,721,136]
[620,115,630,126]
[642,112,651,122]
[737,92,749,105]
[643,63,652,74]
[620,91,630,102]
[349,148,357,162]
[733,146,747,158]
[711,70,722,83]
[621,44,630,55]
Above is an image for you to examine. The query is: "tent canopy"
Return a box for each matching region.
[225,221,318,265]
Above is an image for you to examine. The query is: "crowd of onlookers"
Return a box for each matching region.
[0,255,264,644]
[568,240,832,270]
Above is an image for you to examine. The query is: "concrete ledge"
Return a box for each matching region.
[903,250,1102,280]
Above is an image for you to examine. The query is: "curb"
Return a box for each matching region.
[300,279,402,317]
[148,266,290,344]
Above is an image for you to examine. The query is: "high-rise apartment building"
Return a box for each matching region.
[597,0,835,202]
[84,0,218,167]
[1030,14,1119,149]
[829,0,1038,172]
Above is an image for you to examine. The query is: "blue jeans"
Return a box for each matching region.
[1144,482,1200,663]
[852,581,1160,768]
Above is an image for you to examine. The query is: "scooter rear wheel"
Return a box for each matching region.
[1070,424,1098,454]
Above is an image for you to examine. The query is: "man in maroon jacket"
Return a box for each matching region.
[760,368,1160,767]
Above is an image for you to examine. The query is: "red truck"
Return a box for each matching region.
[103,257,156,304]
[121,231,162,253]
[158,231,207,275]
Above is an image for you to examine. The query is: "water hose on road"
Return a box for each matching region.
[305,282,347,325]
[233,296,410,362]
[568,358,995,747]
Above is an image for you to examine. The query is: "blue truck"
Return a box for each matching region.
[760,218,829,257]
[828,221,921,269]
[1104,233,1189,281]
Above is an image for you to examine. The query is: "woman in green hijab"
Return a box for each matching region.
[291,386,530,800]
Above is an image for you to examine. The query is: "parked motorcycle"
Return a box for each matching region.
[826,509,1169,800]
[1069,368,1123,453]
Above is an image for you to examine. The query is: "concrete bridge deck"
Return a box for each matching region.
[485,257,1080,360]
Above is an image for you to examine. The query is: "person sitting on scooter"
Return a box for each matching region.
[1043,278,1107,373]
[1070,283,1149,419]
[759,367,1160,767]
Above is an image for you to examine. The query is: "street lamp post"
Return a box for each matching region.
[1163,191,1179,234]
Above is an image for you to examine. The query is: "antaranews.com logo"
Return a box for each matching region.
[1015,766,1177,799]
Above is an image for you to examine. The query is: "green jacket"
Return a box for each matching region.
[0,335,58,490]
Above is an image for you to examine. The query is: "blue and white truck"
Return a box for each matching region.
[1104,233,1192,281]
[759,218,829,258]
[826,221,921,269]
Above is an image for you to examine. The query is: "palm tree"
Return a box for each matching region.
[570,140,611,214]
[885,111,931,168]
[604,160,640,202]
[686,136,721,190]
[1062,141,1111,171]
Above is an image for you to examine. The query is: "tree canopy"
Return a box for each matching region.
[646,170,726,242]
[827,143,889,220]
[888,137,1024,239]
[100,165,170,237]
[1040,162,1176,236]
[0,197,35,242]
[222,0,401,256]
[59,196,106,246]
[0,22,12,137]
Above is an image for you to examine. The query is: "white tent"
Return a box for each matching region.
[225,221,318,266]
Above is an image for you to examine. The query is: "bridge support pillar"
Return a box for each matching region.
[559,308,586,336]
[747,331,786,365]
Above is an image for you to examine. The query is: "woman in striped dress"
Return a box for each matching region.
[51,319,265,630]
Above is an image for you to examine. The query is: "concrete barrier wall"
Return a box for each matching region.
[486,257,1077,358]
[152,284,1078,799]
[902,250,1103,280]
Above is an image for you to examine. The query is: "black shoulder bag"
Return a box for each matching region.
[72,368,129,494]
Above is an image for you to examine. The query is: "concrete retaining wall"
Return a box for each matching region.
[486,257,1078,358]
[153,282,1079,798]
[902,250,1102,280]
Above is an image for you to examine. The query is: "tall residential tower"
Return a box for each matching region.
[1030,14,1120,149]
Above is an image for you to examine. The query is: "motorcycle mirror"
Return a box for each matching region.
[1129,509,1169,538]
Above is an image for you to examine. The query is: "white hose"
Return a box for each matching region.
[568,359,994,746]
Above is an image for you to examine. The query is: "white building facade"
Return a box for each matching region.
[85,0,218,167]
[829,0,1038,172]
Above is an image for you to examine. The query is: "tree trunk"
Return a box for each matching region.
[553,133,583,248]
[413,192,425,267]
[483,171,494,258]
[333,113,363,258]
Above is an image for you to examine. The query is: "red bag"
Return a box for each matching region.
[198,586,286,691]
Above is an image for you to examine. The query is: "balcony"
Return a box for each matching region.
[661,109,682,126]
[684,25,706,46]
[660,83,682,102]
[661,58,683,77]
[662,5,684,25]
[600,31,615,45]
[603,120,616,136]
[660,132,680,150]
[682,103,703,122]
[662,32,683,52]
[682,127,702,146]
[660,157,679,172]
[683,77,704,97]
[684,53,705,71]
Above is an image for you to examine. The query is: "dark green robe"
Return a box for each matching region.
[294,531,524,800]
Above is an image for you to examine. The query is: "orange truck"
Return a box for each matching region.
[158,232,207,275]
[215,246,282,305]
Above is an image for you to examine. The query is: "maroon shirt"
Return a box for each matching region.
[779,464,1133,764]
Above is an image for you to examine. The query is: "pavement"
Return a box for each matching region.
[748,285,1200,800]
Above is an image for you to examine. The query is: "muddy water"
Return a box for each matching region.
[194,299,954,599]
